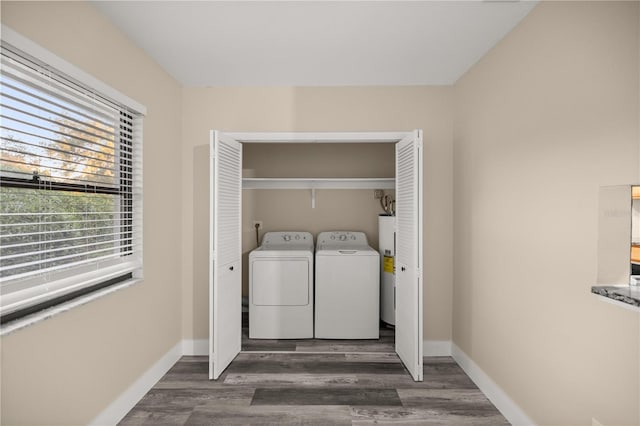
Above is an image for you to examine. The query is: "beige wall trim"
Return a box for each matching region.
[90,342,182,426]
[451,343,534,426]
[423,340,452,357]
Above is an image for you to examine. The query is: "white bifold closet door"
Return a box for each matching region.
[395,130,424,381]
[209,131,242,380]
[208,129,423,381]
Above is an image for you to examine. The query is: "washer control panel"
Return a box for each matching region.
[317,231,368,246]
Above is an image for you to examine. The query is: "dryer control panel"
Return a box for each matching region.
[261,232,313,248]
[316,231,369,246]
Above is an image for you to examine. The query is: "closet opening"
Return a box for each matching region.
[241,142,395,354]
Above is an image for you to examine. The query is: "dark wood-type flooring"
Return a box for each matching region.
[241,313,396,353]
[120,353,508,425]
[121,316,508,425]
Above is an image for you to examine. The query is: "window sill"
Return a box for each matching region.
[0,277,142,336]
[591,285,640,312]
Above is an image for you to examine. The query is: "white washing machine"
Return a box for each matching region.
[315,231,380,339]
[249,231,314,339]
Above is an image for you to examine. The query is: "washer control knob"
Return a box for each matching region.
[339,234,347,241]
[295,235,300,240]
[283,234,291,242]
[351,235,356,240]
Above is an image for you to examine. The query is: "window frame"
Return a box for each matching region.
[0,26,146,333]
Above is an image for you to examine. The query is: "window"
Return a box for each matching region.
[0,38,144,326]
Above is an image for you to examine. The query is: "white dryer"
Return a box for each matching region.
[249,232,314,339]
[315,231,380,339]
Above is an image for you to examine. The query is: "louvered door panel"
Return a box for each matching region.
[209,131,242,380]
[216,140,241,267]
[395,130,423,382]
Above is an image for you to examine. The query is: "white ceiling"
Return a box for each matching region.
[92,1,537,87]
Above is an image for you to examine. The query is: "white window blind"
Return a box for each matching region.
[0,41,143,324]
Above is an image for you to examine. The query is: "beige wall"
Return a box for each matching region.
[453,2,640,425]
[1,2,182,424]
[7,2,637,425]
[181,87,454,342]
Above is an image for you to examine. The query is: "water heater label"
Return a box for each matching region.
[383,256,394,273]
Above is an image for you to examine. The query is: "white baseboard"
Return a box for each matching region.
[90,341,182,426]
[423,340,452,356]
[451,343,535,426]
[182,338,208,356]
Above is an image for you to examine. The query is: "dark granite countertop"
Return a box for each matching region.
[591,285,640,308]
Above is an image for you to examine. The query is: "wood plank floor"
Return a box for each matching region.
[241,313,396,353]
[120,353,509,425]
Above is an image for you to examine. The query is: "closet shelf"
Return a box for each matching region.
[242,177,395,190]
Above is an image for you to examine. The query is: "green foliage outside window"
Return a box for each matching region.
[0,187,117,279]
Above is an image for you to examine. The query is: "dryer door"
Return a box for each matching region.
[252,258,310,306]
[209,130,242,380]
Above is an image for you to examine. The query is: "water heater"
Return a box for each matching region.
[378,215,395,325]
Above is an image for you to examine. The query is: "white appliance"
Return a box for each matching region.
[379,215,396,325]
[315,231,380,339]
[249,231,314,339]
